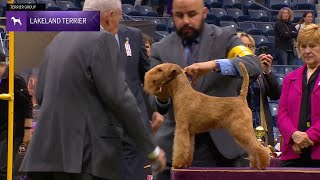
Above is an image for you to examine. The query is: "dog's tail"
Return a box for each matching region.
[239,62,249,100]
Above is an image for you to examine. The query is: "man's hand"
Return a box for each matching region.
[151,112,164,134]
[183,61,216,84]
[23,129,32,145]
[258,54,273,74]
[291,131,314,149]
[23,118,33,145]
[151,149,166,173]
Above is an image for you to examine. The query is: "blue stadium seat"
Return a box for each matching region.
[291,0,315,10]
[271,66,286,77]
[244,0,264,10]
[269,0,290,10]
[285,66,294,75]
[166,18,175,32]
[255,22,275,36]
[56,1,81,10]
[154,31,169,42]
[37,0,61,10]
[210,8,234,21]
[269,102,279,117]
[248,9,270,22]
[204,0,222,8]
[269,102,279,127]
[151,18,167,31]
[293,10,306,23]
[122,4,141,16]
[223,0,242,9]
[220,21,239,29]
[252,35,272,47]
[238,21,263,35]
[205,13,220,25]
[227,8,250,22]
[135,5,159,17]
[275,75,284,85]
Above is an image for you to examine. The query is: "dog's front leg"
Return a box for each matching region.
[172,122,191,169]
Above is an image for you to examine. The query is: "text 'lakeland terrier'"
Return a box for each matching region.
[144,62,270,170]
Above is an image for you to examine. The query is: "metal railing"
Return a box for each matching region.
[0,1,15,180]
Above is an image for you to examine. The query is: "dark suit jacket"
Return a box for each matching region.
[118,24,151,131]
[20,31,156,180]
[150,24,262,163]
[257,72,281,146]
[0,70,32,139]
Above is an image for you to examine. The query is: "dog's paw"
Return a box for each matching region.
[172,162,191,169]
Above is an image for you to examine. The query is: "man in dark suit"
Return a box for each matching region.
[118,24,160,180]
[20,1,166,179]
[150,0,262,179]
[0,52,33,180]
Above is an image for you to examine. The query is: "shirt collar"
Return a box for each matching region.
[182,37,200,47]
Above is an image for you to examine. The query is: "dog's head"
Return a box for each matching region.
[144,63,184,96]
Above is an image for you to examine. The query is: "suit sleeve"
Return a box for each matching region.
[91,32,156,155]
[14,75,33,119]
[35,49,49,106]
[263,72,281,100]
[276,76,297,145]
[224,27,262,81]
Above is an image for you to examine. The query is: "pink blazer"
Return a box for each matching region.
[277,65,320,160]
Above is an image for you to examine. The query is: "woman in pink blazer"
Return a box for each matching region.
[277,24,320,167]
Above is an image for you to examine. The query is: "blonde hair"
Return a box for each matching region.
[237,32,255,53]
[277,7,294,21]
[297,24,320,47]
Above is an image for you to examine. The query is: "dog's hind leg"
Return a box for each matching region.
[226,115,270,169]
[172,121,191,169]
[188,133,195,167]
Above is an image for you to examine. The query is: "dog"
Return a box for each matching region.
[144,62,270,170]
[11,17,22,26]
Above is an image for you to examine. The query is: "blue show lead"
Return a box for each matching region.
[6,3,46,11]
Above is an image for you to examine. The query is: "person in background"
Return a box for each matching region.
[20,0,166,179]
[274,7,298,65]
[143,33,154,59]
[295,12,314,32]
[277,24,320,167]
[238,32,281,146]
[149,0,262,179]
[0,52,33,180]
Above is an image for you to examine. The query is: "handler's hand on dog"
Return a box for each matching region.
[292,131,314,149]
[151,149,167,173]
[151,112,164,134]
[184,61,217,84]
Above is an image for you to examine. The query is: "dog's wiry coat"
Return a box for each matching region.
[144,63,270,169]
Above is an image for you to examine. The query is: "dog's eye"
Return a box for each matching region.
[158,69,162,72]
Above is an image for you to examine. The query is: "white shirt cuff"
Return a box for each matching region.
[148,146,160,160]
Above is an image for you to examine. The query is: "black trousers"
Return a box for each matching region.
[29,172,110,180]
[0,136,23,180]
[282,159,320,167]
